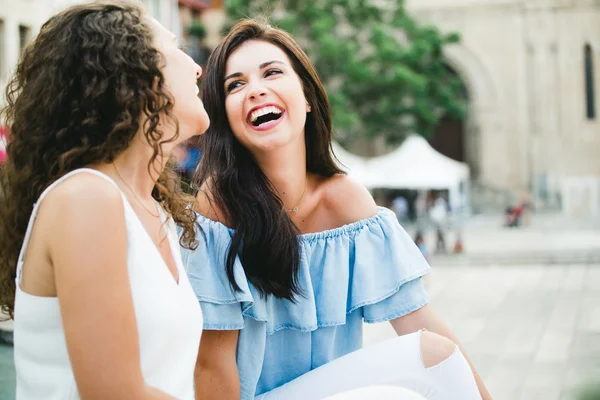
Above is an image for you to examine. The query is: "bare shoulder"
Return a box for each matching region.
[39,172,127,257]
[36,171,128,286]
[41,172,123,218]
[320,174,378,226]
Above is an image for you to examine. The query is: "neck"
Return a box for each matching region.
[254,137,307,212]
[110,135,171,199]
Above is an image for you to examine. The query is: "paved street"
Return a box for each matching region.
[364,264,600,400]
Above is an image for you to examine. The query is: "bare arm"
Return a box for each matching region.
[320,177,490,396]
[193,188,240,399]
[390,305,492,400]
[47,175,176,400]
[194,330,240,400]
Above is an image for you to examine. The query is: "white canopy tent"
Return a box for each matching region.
[366,135,470,213]
[332,136,470,213]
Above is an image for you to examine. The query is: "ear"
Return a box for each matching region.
[154,76,169,90]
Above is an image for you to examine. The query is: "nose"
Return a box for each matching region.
[195,64,202,79]
[248,82,267,100]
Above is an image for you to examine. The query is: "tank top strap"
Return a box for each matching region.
[15,168,122,283]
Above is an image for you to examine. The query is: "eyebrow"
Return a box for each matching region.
[224,60,287,82]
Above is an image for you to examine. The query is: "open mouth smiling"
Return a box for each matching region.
[247,104,284,129]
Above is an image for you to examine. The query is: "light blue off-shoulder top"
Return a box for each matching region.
[181,207,431,400]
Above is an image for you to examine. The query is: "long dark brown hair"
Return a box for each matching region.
[0,0,198,317]
[196,20,344,301]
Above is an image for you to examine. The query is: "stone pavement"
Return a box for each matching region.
[364,263,600,400]
[407,212,600,266]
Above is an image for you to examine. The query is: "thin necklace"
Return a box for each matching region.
[112,163,160,218]
[285,176,308,216]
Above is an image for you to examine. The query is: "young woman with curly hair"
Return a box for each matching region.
[0,1,209,398]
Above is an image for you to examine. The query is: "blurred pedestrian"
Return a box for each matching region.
[414,230,429,260]
[453,231,464,254]
[392,195,409,221]
[430,196,449,253]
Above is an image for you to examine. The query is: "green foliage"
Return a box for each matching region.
[225,0,467,145]
[578,384,600,400]
[188,20,207,40]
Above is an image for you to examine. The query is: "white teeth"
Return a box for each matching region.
[250,106,282,122]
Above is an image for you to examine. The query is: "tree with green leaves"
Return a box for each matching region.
[224,0,467,149]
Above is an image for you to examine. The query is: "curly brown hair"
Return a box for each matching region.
[0,0,198,318]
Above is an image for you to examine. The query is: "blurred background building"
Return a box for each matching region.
[2,0,597,217]
[406,0,600,219]
[0,0,183,103]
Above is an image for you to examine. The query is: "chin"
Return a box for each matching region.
[196,120,210,135]
[188,113,210,135]
[251,136,294,153]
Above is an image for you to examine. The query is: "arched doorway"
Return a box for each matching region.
[429,115,465,163]
[428,64,476,178]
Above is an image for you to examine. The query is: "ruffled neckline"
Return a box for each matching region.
[195,206,388,242]
[183,204,431,335]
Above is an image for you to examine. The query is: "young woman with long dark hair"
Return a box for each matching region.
[185,19,491,400]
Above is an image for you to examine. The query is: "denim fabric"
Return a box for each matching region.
[182,207,431,400]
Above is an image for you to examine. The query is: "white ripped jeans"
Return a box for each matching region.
[256,332,482,400]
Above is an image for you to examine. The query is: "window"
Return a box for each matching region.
[19,25,31,51]
[584,43,596,120]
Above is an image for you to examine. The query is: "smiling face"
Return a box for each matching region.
[223,40,310,154]
[147,18,210,141]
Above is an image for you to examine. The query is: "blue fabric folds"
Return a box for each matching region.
[181,207,431,399]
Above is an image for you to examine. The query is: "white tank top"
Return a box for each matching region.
[13,168,203,399]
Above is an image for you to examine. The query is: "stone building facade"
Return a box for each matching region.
[406,0,600,215]
[2,0,598,215]
[0,0,180,106]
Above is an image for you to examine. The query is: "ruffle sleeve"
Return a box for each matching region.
[181,207,431,334]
